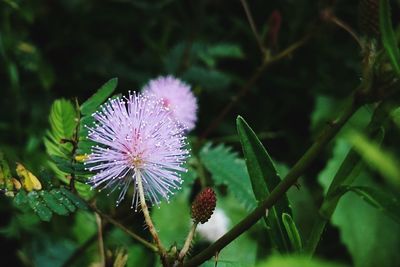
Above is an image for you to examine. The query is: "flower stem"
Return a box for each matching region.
[136,171,168,263]
[184,97,360,267]
[179,223,198,261]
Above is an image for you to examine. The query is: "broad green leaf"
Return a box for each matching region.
[346,131,400,187]
[199,143,256,210]
[282,213,303,252]
[331,179,400,267]
[237,116,291,252]
[27,191,52,221]
[380,0,400,76]
[80,78,118,115]
[39,190,70,216]
[346,186,400,224]
[59,187,89,210]
[50,189,76,212]
[257,255,346,267]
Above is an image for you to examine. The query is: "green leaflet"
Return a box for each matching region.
[59,187,88,210]
[236,116,292,252]
[282,213,303,252]
[39,190,69,216]
[14,187,88,221]
[380,0,400,76]
[44,99,77,158]
[80,77,118,115]
[27,191,53,221]
[199,143,257,210]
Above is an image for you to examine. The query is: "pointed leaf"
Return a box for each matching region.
[282,213,303,252]
[80,78,118,115]
[237,116,291,252]
[380,0,400,76]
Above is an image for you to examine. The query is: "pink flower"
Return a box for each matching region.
[85,92,189,209]
[142,76,198,131]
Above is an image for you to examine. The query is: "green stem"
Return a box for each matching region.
[184,98,360,267]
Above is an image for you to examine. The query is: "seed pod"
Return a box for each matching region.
[191,187,216,224]
[359,0,380,37]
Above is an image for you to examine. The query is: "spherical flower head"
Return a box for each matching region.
[142,75,198,131]
[85,92,189,209]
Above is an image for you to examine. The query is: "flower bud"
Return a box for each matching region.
[191,187,216,224]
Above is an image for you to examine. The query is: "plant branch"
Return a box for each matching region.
[321,9,362,49]
[184,96,360,267]
[239,0,265,54]
[200,33,311,139]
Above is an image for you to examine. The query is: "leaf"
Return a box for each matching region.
[256,255,346,267]
[346,131,400,188]
[199,143,257,210]
[59,187,89,210]
[80,78,118,116]
[39,190,70,216]
[16,162,42,191]
[27,191,52,221]
[182,66,232,91]
[50,189,76,212]
[236,116,291,252]
[380,0,400,76]
[282,213,303,252]
[14,190,28,208]
[46,99,77,148]
[345,186,400,224]
[331,179,400,267]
